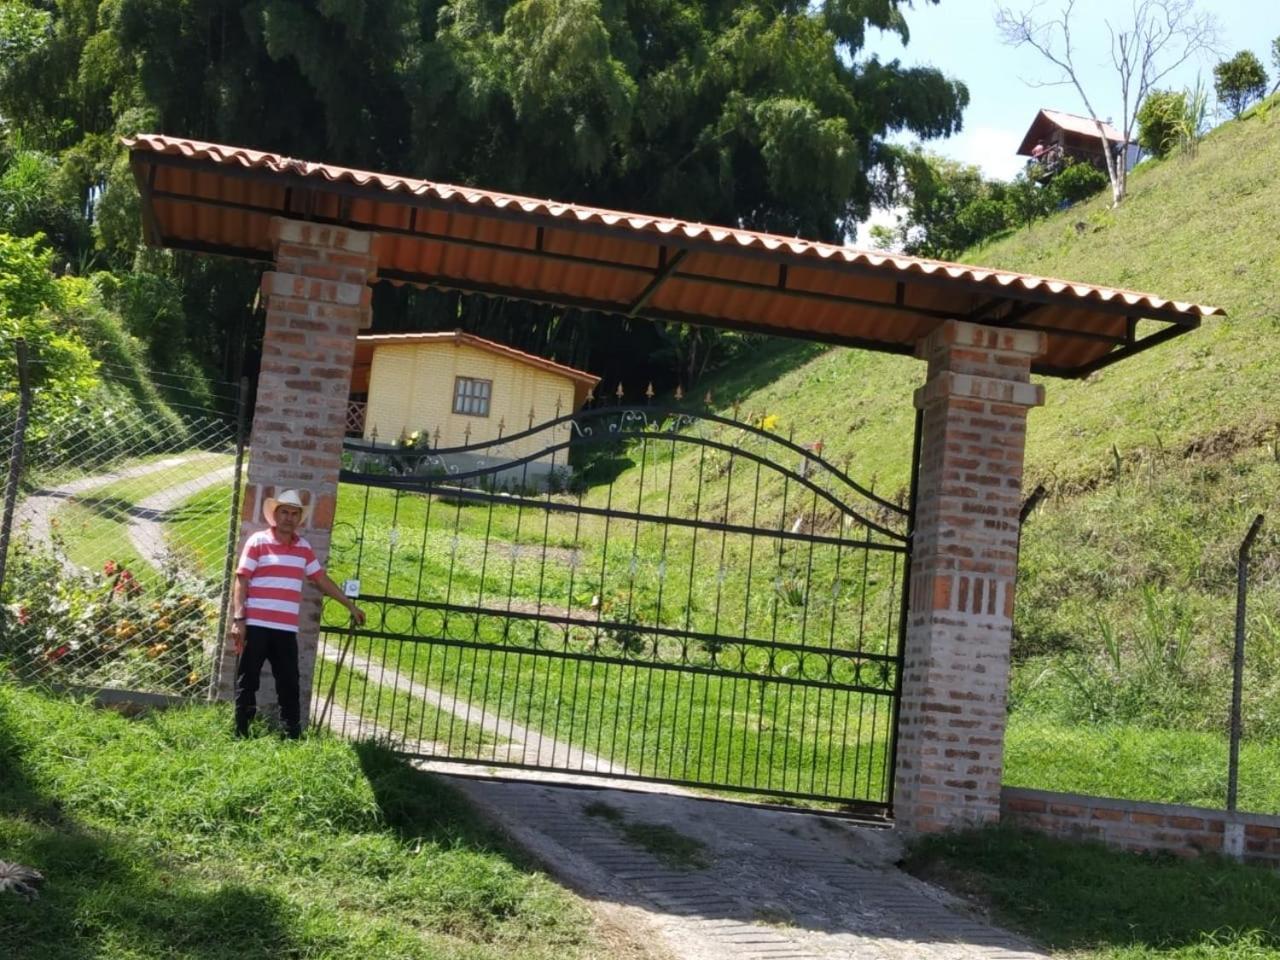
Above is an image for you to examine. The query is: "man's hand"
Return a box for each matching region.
[230,618,246,655]
[347,603,366,626]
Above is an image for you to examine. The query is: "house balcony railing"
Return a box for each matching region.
[346,400,367,437]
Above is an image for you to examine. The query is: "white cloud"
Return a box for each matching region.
[942,125,1028,181]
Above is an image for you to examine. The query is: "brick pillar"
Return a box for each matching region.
[893,319,1045,833]
[215,219,377,723]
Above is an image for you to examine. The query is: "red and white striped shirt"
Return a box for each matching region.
[236,529,324,632]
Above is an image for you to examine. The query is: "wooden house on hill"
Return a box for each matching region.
[1017,108,1138,177]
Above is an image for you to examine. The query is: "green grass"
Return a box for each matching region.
[313,652,509,757]
[0,683,628,960]
[1004,719,1280,814]
[164,479,238,578]
[906,825,1280,959]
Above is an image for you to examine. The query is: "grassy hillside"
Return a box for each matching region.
[605,103,1280,808]
[691,97,1280,493]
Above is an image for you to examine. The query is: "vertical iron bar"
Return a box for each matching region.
[469,470,502,760]
[1228,514,1265,812]
[440,489,468,750]
[352,484,375,730]
[885,408,923,812]
[544,444,573,768]
[563,484,588,770]
[375,489,403,735]
[0,339,32,597]
[738,459,764,787]
[621,430,651,774]
[209,376,249,701]
[412,487,437,748]
[652,430,679,779]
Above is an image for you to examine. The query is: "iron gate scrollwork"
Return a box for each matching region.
[317,404,914,813]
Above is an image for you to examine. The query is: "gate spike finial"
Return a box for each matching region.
[554,395,562,418]
[528,405,536,429]
[615,382,625,400]
[432,425,441,448]
[674,384,684,401]
[645,381,655,401]
[497,416,505,438]
[370,426,378,445]
[705,389,713,407]
[585,385,595,405]
[463,422,471,445]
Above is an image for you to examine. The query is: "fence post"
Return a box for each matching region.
[1227,513,1265,813]
[208,377,250,700]
[0,339,32,595]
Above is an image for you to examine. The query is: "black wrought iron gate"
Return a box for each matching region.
[316,405,913,813]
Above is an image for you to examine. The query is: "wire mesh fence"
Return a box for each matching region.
[1007,503,1279,816]
[1,356,246,699]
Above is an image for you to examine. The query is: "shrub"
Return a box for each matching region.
[1049,161,1109,206]
[1136,89,1187,159]
[0,537,219,693]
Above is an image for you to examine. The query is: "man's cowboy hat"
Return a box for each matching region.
[263,489,310,526]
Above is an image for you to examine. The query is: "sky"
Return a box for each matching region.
[855,0,1280,243]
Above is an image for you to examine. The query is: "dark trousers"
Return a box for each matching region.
[234,625,301,737]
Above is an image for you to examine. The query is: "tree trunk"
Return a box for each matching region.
[1096,123,1125,205]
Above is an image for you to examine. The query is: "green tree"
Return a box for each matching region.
[0,0,972,393]
[1136,89,1186,159]
[884,151,1009,259]
[1003,170,1053,231]
[1270,35,1280,96]
[1213,50,1269,118]
[0,232,99,432]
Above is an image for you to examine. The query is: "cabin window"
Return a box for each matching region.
[453,377,492,417]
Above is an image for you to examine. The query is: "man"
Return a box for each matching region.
[230,489,365,738]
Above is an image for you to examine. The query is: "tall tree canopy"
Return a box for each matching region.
[0,0,969,394]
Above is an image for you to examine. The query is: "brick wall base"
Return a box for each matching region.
[1002,786,1280,868]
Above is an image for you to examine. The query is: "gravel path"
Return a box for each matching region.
[126,463,237,568]
[11,453,234,571]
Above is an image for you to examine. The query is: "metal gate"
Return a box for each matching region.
[316,404,914,813]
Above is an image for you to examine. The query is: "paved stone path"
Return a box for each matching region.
[439,774,1049,960]
[314,656,1049,960]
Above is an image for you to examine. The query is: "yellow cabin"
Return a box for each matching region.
[348,331,599,483]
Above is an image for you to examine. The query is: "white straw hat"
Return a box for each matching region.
[263,489,310,526]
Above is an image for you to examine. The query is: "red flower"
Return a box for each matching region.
[47,645,70,661]
[17,606,30,625]
[103,560,119,576]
